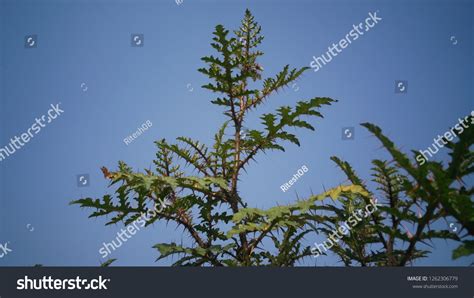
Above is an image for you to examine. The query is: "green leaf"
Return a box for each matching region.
[452,240,474,260]
[100,258,117,267]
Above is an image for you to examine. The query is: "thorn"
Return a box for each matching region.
[401,222,413,239]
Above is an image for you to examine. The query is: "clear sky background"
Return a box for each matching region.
[0,0,473,266]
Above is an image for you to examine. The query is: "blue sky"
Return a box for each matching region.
[0,0,473,266]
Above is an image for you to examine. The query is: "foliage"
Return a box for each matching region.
[71,10,473,266]
[321,120,474,265]
[100,259,117,267]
